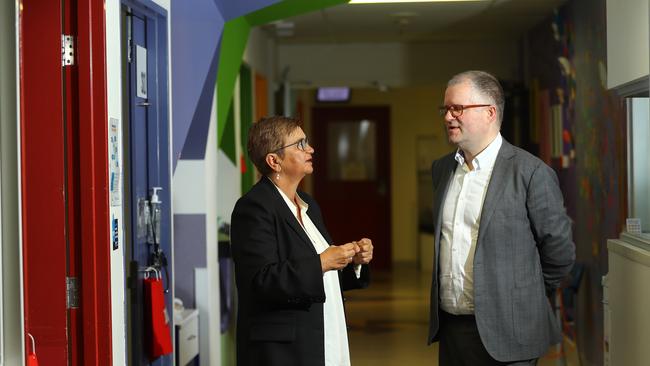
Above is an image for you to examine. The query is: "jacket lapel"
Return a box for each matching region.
[476,140,515,245]
[260,178,317,254]
[433,154,457,268]
[284,215,318,254]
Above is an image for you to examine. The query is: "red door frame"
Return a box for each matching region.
[20,0,113,364]
[76,0,113,363]
[19,0,68,363]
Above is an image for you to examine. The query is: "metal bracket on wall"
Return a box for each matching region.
[61,34,75,67]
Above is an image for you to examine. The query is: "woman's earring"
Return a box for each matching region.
[275,172,280,180]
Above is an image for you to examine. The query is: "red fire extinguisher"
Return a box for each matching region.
[144,268,173,360]
[27,333,39,366]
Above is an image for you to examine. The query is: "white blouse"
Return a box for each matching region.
[273,183,352,366]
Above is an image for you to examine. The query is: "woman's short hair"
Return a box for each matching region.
[448,70,505,124]
[247,116,301,176]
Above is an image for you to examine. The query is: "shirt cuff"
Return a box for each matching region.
[354,264,362,279]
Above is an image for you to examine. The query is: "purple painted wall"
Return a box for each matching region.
[170,0,281,168]
[173,214,207,308]
[214,0,280,21]
[171,0,224,169]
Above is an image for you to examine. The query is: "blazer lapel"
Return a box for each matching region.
[260,178,317,254]
[476,140,515,245]
[283,215,317,254]
[432,155,457,267]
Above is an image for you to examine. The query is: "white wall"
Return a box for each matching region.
[105,1,127,363]
[244,27,277,83]
[277,40,520,88]
[606,0,649,89]
[0,0,24,364]
[204,88,221,366]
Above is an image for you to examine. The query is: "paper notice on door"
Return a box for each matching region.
[136,45,148,99]
[109,117,122,207]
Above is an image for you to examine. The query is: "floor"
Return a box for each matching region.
[345,264,579,366]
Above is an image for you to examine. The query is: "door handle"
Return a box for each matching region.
[137,102,151,107]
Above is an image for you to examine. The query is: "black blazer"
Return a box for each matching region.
[230,177,369,366]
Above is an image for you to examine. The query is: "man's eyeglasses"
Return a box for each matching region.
[439,104,492,118]
[273,137,310,153]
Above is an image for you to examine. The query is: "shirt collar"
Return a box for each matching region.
[454,133,502,171]
[267,176,309,215]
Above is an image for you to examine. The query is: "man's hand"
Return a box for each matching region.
[320,243,360,272]
[353,238,373,265]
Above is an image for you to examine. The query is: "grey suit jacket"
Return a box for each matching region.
[427,139,575,362]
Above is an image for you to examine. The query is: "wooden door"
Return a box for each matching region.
[312,106,392,271]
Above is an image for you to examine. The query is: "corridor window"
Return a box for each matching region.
[627,97,650,234]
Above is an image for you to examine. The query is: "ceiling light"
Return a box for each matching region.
[350,0,484,3]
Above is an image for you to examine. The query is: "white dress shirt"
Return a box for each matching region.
[439,134,502,315]
[273,184,352,366]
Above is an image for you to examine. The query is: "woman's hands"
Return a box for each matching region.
[320,243,358,272]
[352,238,373,265]
[320,238,374,273]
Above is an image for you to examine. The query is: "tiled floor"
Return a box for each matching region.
[345,264,578,366]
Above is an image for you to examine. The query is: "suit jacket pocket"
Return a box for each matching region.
[249,313,296,342]
[512,281,546,345]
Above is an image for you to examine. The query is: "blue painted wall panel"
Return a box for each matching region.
[170,0,224,170]
[214,0,281,21]
[173,214,207,309]
[180,38,221,160]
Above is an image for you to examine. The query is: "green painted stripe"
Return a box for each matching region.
[217,16,251,146]
[216,0,349,146]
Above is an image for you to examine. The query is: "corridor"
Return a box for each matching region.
[346,264,578,366]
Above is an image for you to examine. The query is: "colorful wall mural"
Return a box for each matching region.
[526,0,627,364]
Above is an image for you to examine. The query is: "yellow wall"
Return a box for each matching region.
[299,85,454,263]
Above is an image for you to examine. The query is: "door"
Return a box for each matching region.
[312,106,392,271]
[21,0,114,364]
[122,3,173,365]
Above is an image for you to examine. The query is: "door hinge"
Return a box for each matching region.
[62,34,75,67]
[126,12,133,63]
[66,277,80,309]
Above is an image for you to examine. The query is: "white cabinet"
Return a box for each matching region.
[606,233,650,366]
[175,309,199,366]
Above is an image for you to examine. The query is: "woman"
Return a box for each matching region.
[231,116,373,366]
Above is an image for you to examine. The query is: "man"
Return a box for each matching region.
[428,70,575,365]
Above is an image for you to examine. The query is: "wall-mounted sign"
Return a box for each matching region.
[136,45,147,99]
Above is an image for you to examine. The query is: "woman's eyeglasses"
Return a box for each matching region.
[439,104,492,118]
[273,137,310,153]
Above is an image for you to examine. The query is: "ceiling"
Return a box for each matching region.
[264,0,568,43]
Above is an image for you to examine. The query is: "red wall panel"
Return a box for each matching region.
[19,0,68,364]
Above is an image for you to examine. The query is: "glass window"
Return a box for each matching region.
[627,97,650,234]
[326,120,377,181]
